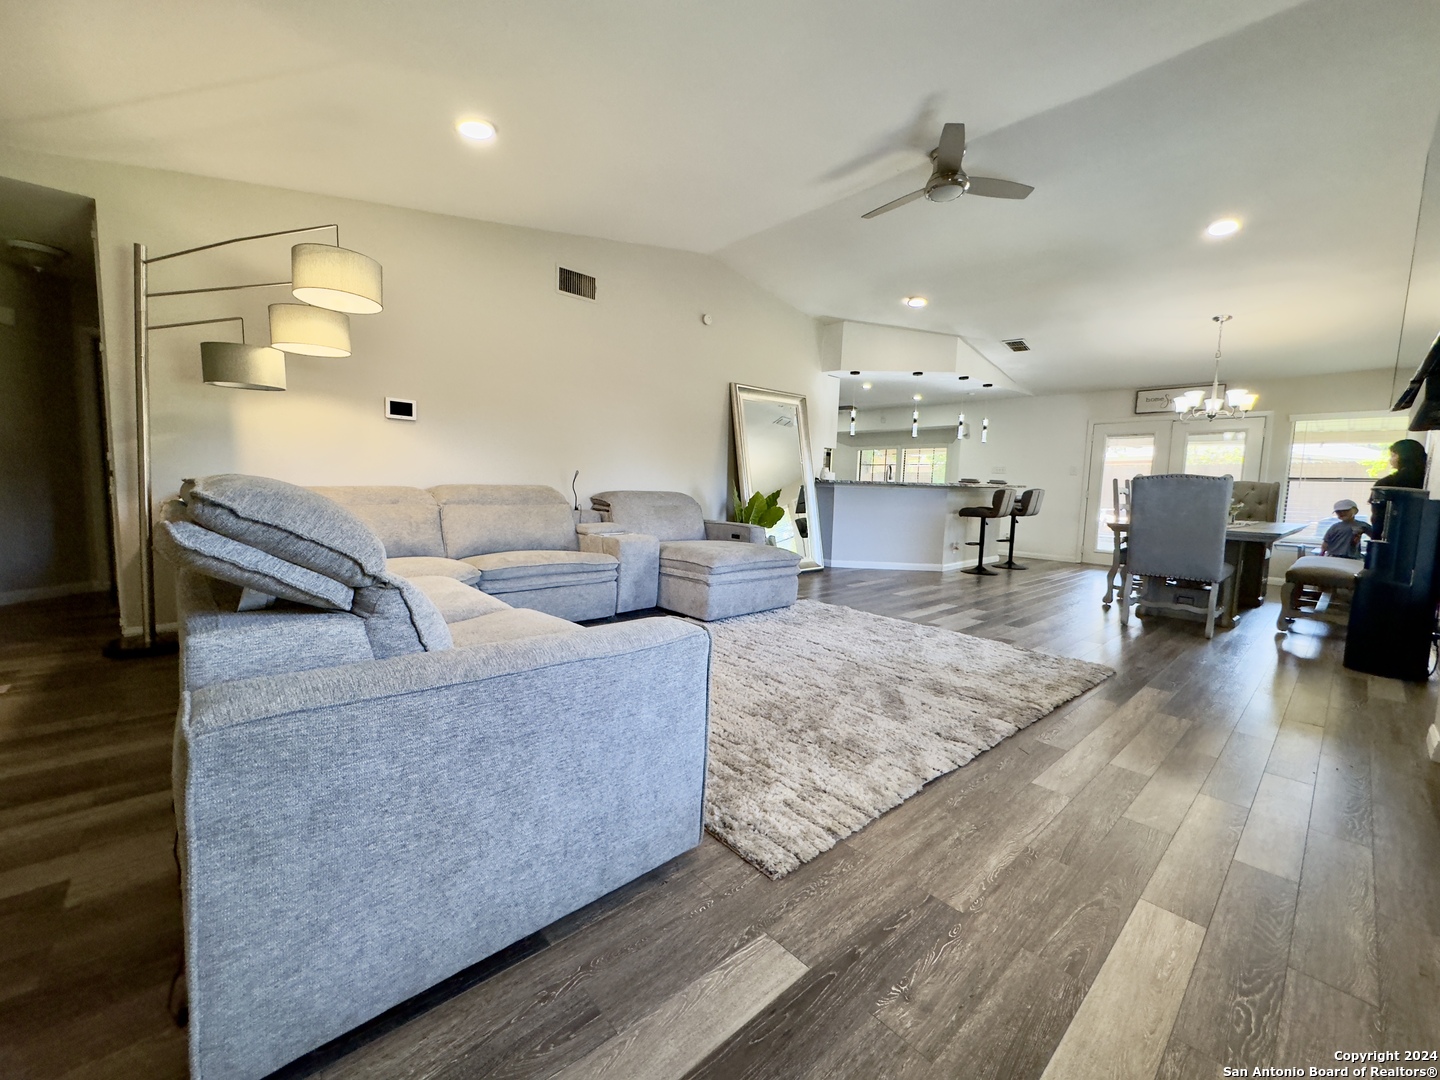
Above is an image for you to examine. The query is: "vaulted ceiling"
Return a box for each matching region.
[2,0,1438,400]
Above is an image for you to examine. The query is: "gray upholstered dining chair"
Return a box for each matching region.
[1119,473,1235,638]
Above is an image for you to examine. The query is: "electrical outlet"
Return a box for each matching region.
[991,465,1006,474]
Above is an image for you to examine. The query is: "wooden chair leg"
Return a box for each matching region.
[1204,580,1218,639]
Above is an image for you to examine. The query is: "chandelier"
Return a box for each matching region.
[1174,315,1257,421]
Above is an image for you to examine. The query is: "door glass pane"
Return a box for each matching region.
[1096,435,1155,552]
[1183,430,1247,478]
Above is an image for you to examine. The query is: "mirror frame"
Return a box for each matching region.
[730,383,824,571]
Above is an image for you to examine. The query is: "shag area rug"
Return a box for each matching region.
[702,600,1113,879]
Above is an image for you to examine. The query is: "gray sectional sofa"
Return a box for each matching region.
[156,475,712,1080]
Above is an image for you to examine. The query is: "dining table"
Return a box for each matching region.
[1104,518,1310,628]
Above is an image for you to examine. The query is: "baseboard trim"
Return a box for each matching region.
[825,552,1071,572]
[0,580,109,607]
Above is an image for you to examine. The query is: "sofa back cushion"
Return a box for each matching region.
[351,573,454,658]
[430,485,578,557]
[155,505,355,611]
[185,475,387,587]
[309,486,444,557]
[590,491,706,542]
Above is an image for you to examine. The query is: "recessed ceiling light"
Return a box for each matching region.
[982,382,994,388]
[903,296,928,308]
[457,119,497,141]
[913,394,923,401]
[959,375,970,380]
[912,371,923,376]
[1205,218,1241,238]
[861,382,873,389]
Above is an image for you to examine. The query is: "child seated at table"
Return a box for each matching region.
[1321,499,1368,559]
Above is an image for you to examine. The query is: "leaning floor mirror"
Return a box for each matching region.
[730,383,824,571]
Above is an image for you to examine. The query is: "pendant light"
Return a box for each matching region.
[1176,315,1257,420]
[849,403,857,436]
[956,412,965,439]
[981,417,989,443]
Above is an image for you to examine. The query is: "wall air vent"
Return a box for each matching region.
[557,266,597,301]
[1002,338,1030,352]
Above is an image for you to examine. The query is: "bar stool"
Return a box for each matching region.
[958,487,1016,576]
[998,488,1044,570]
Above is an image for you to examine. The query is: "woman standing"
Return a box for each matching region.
[1369,437,1429,536]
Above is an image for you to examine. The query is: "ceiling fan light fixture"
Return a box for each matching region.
[925,178,966,202]
[1206,218,1241,238]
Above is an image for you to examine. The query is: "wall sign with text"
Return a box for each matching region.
[1134,384,1225,415]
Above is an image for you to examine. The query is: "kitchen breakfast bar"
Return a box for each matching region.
[815,480,1020,571]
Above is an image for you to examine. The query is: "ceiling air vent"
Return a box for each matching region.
[557,266,597,301]
[1002,338,1030,352]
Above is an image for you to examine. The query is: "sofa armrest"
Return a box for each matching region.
[178,618,709,1080]
[705,520,767,544]
[576,521,627,536]
[580,530,659,611]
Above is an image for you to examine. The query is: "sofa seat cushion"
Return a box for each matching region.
[463,549,618,588]
[185,474,388,587]
[408,576,511,623]
[1286,555,1365,589]
[386,556,481,586]
[448,608,582,647]
[659,540,801,576]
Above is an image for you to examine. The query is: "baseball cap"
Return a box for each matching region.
[1333,499,1358,512]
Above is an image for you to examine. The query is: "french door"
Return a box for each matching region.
[1081,416,1268,564]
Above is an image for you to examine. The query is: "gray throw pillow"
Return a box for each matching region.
[350,572,453,658]
[184,474,387,588]
[155,518,354,611]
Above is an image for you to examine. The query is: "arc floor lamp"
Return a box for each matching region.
[106,225,382,658]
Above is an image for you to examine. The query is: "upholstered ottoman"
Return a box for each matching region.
[1277,555,1364,630]
[658,540,800,621]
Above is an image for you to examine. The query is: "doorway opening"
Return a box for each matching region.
[0,176,116,611]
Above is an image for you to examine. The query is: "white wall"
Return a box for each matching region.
[0,146,836,632]
[838,367,1399,561]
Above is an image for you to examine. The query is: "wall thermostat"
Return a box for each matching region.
[385,398,417,421]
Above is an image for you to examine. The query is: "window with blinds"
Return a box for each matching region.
[1285,414,1411,526]
[856,447,948,483]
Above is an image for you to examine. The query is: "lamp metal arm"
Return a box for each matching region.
[148,280,291,299]
[144,223,340,265]
[147,315,247,338]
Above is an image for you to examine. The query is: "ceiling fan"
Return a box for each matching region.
[862,122,1033,219]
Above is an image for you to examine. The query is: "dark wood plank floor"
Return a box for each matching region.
[2,564,1438,1079]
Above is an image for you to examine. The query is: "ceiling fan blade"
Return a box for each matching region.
[861,188,928,219]
[965,176,1034,200]
[934,123,966,173]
